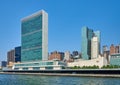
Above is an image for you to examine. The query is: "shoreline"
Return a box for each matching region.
[0,72,120,78]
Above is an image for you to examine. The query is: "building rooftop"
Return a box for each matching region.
[21,9,46,22]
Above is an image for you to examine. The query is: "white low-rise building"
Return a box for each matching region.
[67,55,107,68]
[12,60,66,70]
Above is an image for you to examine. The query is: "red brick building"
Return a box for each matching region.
[110,44,115,55]
[49,51,64,61]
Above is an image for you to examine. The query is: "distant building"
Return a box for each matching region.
[15,46,21,63]
[81,26,100,60]
[110,44,115,55]
[72,51,79,57]
[110,53,120,66]
[94,31,101,54]
[115,46,119,53]
[59,52,65,60]
[103,51,110,64]
[81,26,93,60]
[91,36,99,59]
[7,49,15,65]
[102,45,109,64]
[67,55,107,68]
[119,44,120,53]
[103,45,108,54]
[1,61,7,67]
[7,46,21,68]
[64,51,71,61]
[49,51,64,61]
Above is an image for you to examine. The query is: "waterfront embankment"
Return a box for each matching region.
[0,72,120,78]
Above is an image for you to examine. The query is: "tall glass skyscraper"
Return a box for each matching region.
[81,26,93,60]
[81,26,100,60]
[21,10,48,62]
[13,10,65,70]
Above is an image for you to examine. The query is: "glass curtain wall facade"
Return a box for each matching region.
[81,26,93,60]
[13,60,65,70]
[21,10,48,62]
[110,54,120,66]
[15,46,21,62]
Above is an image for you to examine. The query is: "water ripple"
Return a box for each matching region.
[0,74,120,85]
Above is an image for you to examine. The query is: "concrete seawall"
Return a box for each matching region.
[0,72,120,78]
[1,69,120,78]
[3,69,120,74]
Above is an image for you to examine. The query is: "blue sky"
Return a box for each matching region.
[0,0,120,61]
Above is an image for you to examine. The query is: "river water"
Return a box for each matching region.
[0,74,120,85]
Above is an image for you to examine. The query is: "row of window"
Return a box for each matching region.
[22,31,42,49]
[15,62,54,67]
[15,67,53,70]
[22,15,42,34]
[21,48,42,61]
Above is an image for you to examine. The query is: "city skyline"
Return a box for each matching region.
[0,0,120,61]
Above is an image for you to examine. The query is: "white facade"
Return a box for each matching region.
[91,36,99,59]
[42,10,48,60]
[64,51,71,61]
[67,55,107,68]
